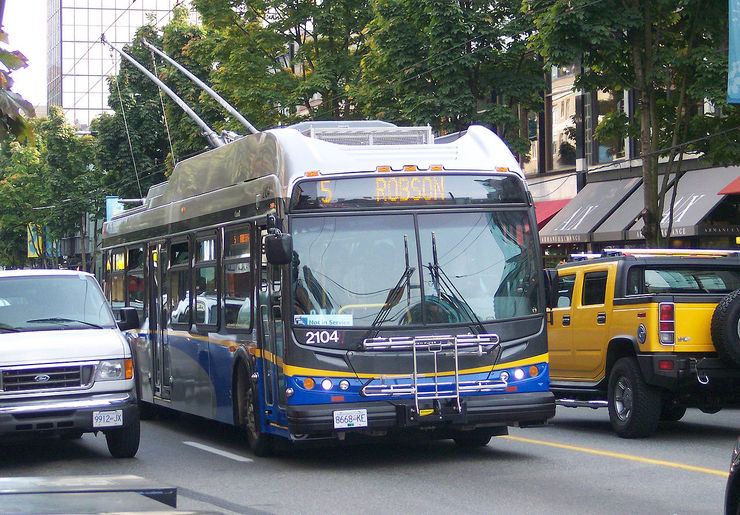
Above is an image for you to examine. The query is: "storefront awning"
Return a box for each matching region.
[535,199,572,229]
[719,175,740,195]
[626,167,740,239]
[591,182,646,242]
[540,177,642,244]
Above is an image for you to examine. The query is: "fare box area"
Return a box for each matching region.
[0,474,211,514]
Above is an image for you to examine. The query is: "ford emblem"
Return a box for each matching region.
[34,374,51,383]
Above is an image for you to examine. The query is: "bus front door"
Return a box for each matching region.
[149,243,172,400]
[258,229,287,433]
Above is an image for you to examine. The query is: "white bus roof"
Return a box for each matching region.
[139,124,523,211]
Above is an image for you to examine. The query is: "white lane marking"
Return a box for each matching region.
[183,441,253,462]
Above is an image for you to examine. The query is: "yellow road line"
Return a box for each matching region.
[502,435,729,477]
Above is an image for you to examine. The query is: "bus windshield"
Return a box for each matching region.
[290,211,539,329]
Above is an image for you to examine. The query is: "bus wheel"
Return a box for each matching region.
[452,428,493,448]
[237,365,273,457]
[607,357,661,438]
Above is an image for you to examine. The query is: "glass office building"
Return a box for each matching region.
[47,0,185,129]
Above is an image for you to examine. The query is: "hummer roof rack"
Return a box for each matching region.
[602,248,740,258]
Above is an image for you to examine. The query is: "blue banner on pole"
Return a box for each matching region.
[106,196,125,221]
[730,0,740,104]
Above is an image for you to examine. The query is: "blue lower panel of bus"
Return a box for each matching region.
[283,363,555,435]
[285,391,555,435]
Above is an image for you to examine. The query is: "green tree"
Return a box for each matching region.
[0,1,35,143]
[0,107,103,270]
[193,0,372,121]
[529,0,736,246]
[0,140,44,267]
[353,0,543,156]
[92,25,172,198]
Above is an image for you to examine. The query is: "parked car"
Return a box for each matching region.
[0,269,139,457]
[545,248,740,438]
[727,437,740,515]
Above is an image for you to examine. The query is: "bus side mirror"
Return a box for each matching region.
[265,232,293,265]
[543,269,559,310]
[117,306,140,331]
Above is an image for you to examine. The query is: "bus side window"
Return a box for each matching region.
[194,235,218,327]
[168,239,191,328]
[224,225,252,331]
[126,246,145,323]
[110,250,125,313]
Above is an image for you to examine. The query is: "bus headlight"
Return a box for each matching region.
[500,371,510,382]
[339,380,350,391]
[513,368,525,380]
[321,378,333,390]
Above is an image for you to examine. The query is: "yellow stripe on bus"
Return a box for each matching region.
[282,353,549,379]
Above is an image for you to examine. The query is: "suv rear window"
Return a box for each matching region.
[627,267,740,294]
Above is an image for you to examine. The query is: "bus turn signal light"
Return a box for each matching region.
[303,377,315,390]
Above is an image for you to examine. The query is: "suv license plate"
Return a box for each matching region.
[93,410,123,428]
[333,409,368,429]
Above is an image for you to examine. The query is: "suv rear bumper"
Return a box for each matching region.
[286,391,555,436]
[638,354,740,391]
[0,391,138,437]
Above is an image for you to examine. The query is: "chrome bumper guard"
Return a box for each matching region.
[361,334,503,413]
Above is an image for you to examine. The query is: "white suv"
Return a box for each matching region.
[0,269,139,458]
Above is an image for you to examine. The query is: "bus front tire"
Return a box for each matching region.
[452,428,494,448]
[607,357,661,438]
[236,365,273,457]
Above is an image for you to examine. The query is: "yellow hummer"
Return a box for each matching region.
[545,249,740,438]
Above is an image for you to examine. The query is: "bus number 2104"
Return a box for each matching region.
[305,330,340,345]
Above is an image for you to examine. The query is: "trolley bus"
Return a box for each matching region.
[102,121,555,455]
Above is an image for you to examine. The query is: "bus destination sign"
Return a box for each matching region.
[289,174,527,211]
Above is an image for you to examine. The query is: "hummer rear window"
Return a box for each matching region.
[627,267,740,295]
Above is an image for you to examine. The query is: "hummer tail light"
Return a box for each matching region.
[659,302,675,345]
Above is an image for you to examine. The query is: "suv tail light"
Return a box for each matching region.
[659,302,675,345]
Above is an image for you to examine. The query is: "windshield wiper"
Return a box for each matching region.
[26,317,103,329]
[429,232,486,334]
[362,236,416,342]
[362,266,416,342]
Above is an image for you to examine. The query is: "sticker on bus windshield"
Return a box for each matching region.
[293,314,353,327]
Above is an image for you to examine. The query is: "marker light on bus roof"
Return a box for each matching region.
[403,165,417,172]
[376,166,392,173]
[430,165,443,171]
[305,171,320,177]
[495,167,509,173]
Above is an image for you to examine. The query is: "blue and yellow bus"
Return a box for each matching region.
[102,121,555,455]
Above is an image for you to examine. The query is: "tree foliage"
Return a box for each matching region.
[0,6,34,143]
[354,0,543,156]
[529,0,737,246]
[0,106,103,269]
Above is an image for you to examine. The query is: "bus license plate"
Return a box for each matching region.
[333,409,368,429]
[93,410,123,428]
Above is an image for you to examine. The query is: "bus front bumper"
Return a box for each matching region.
[286,391,555,436]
